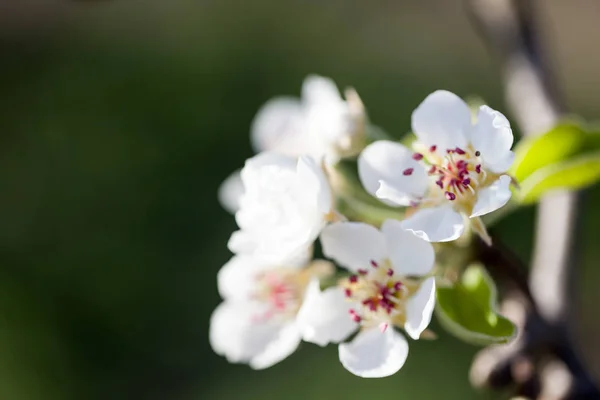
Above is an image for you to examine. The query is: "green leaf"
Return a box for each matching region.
[436,264,516,345]
[511,120,600,182]
[518,151,600,204]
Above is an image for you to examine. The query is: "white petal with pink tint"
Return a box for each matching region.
[338,328,409,378]
[404,277,436,340]
[471,105,515,173]
[412,90,471,154]
[217,256,268,301]
[296,280,357,346]
[218,169,244,214]
[401,205,465,242]
[230,152,331,264]
[381,219,435,277]
[250,97,311,156]
[470,175,512,218]
[249,321,302,370]
[209,301,285,365]
[358,140,427,206]
[320,222,387,272]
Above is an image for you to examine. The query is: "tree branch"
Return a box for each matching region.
[466,0,598,398]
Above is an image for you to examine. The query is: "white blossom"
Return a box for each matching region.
[251,74,366,164]
[210,252,336,369]
[298,220,436,378]
[358,90,515,244]
[228,152,333,264]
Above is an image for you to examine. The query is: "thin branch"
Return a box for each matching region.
[466,0,598,398]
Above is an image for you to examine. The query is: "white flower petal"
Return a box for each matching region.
[376,180,418,207]
[240,152,297,186]
[471,105,514,173]
[302,75,342,105]
[217,256,269,301]
[218,169,244,214]
[358,141,427,206]
[296,156,332,215]
[381,219,435,277]
[209,301,285,365]
[320,222,387,272]
[401,205,465,242]
[250,321,302,370]
[338,328,409,378]
[412,90,471,154]
[296,280,357,346]
[404,277,436,340]
[232,153,329,264]
[250,97,311,156]
[470,175,512,218]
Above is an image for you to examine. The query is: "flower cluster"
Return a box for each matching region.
[211,76,516,378]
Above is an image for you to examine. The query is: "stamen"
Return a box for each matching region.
[403,168,414,176]
[435,179,443,188]
[428,165,437,174]
[445,191,456,201]
[358,269,368,275]
[429,145,437,152]
[475,151,481,157]
[345,288,352,297]
[412,153,423,161]
[475,164,481,174]
[352,314,361,323]
[393,282,402,291]
[349,275,358,283]
[370,260,378,268]
[387,268,394,276]
[462,178,471,186]
[454,147,466,155]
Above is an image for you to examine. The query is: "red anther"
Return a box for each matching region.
[412,153,424,161]
[428,165,437,174]
[455,147,466,155]
[456,160,466,169]
[358,269,368,275]
[445,191,456,201]
[403,168,414,176]
[349,275,358,283]
[370,260,378,268]
[345,288,352,297]
[462,178,471,186]
[352,314,362,323]
[436,179,444,188]
[446,149,454,154]
[387,268,394,276]
[429,145,437,152]
[349,308,356,314]
[475,164,481,173]
[475,151,481,157]
[394,282,402,291]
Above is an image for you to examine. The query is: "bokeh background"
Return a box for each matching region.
[1,1,600,399]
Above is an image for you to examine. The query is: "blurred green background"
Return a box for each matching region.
[0,1,599,399]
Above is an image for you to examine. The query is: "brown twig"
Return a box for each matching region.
[466,0,599,398]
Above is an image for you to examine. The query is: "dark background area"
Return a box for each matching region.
[0,1,599,399]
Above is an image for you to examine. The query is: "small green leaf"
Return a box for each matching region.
[518,151,600,204]
[436,264,516,346]
[511,120,600,182]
